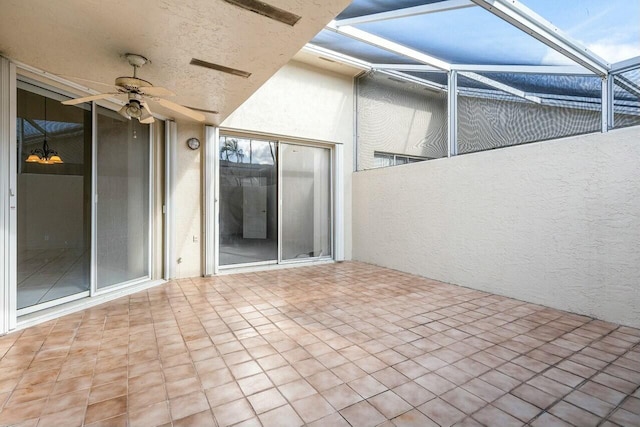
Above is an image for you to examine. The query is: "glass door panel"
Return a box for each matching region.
[219,137,278,266]
[96,106,150,288]
[281,144,331,261]
[16,83,92,310]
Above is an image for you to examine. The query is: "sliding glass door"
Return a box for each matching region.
[281,143,331,261]
[16,82,91,311]
[217,135,332,269]
[219,136,278,266]
[9,74,155,321]
[96,106,150,289]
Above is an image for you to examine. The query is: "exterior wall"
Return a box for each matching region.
[222,60,355,260]
[352,126,640,328]
[171,60,355,278]
[356,73,448,170]
[172,121,205,278]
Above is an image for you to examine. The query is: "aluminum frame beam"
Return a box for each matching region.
[302,44,373,71]
[326,22,451,71]
[451,64,592,75]
[447,70,458,157]
[611,56,640,74]
[335,0,475,27]
[372,64,442,72]
[377,69,447,92]
[614,74,640,99]
[460,71,541,103]
[470,0,609,76]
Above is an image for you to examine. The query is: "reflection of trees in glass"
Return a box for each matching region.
[220,138,244,163]
[221,138,277,165]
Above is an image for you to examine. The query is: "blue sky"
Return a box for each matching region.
[345,0,640,65]
[523,0,640,63]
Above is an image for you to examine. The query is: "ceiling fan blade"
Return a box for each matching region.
[140,86,175,97]
[140,102,155,124]
[61,93,121,105]
[156,98,205,122]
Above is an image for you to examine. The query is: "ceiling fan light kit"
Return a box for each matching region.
[61,53,206,123]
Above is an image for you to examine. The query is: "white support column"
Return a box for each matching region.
[0,57,16,334]
[90,102,97,295]
[448,70,458,157]
[164,120,177,280]
[601,76,613,133]
[607,75,614,131]
[334,144,345,261]
[203,126,218,276]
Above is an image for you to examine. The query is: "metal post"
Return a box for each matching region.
[448,70,458,157]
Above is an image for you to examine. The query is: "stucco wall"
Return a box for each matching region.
[173,121,204,278]
[223,60,355,259]
[171,60,355,278]
[352,126,640,328]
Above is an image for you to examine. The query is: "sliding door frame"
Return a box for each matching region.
[93,106,154,296]
[278,140,334,266]
[212,128,338,272]
[13,77,92,317]
[0,57,17,334]
[10,67,156,317]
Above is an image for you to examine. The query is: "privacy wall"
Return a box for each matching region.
[352,126,640,328]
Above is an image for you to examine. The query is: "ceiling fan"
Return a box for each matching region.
[61,53,205,123]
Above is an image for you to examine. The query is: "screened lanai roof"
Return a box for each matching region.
[306,0,640,109]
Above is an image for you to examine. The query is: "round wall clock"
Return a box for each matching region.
[187,137,200,150]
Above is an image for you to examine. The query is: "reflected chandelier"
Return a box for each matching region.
[25,97,63,165]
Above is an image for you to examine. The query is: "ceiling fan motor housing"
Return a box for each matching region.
[115,76,153,93]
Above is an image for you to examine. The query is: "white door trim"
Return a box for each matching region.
[0,57,17,334]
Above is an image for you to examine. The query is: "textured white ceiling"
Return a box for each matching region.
[0,0,351,124]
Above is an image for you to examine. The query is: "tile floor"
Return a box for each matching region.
[0,261,639,427]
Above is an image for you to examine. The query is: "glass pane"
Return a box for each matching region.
[281,144,331,260]
[219,137,278,266]
[374,152,394,168]
[16,83,91,309]
[96,107,150,288]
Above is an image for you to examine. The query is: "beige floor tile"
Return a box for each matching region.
[128,400,171,427]
[212,397,253,426]
[418,397,465,426]
[258,404,303,427]
[84,395,127,425]
[247,388,287,414]
[169,390,209,421]
[392,409,439,427]
[368,390,412,419]
[278,378,317,401]
[493,393,540,422]
[340,400,386,427]
[291,393,334,423]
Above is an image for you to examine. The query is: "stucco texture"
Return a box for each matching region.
[353,126,640,328]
